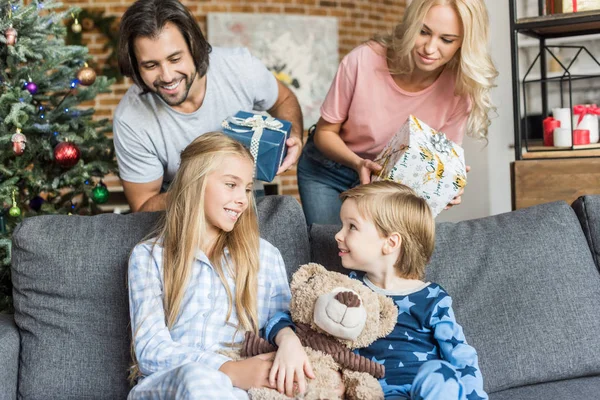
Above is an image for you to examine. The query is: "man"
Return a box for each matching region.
[114,0,303,212]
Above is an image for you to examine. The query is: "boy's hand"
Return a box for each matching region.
[270,328,315,397]
[219,352,275,391]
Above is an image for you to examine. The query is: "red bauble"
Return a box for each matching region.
[54,142,81,168]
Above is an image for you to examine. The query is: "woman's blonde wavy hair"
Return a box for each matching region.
[373,0,498,140]
[129,132,260,382]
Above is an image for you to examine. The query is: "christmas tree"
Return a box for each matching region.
[0,0,117,312]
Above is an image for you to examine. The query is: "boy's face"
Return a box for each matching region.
[335,199,388,273]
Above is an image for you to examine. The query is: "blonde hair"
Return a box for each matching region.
[373,0,498,140]
[129,132,259,382]
[340,181,435,280]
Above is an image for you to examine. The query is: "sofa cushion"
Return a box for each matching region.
[429,201,600,393]
[11,195,308,400]
[489,376,600,400]
[308,201,600,394]
[572,195,600,272]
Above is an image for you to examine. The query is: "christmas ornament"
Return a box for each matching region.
[76,64,96,86]
[5,26,17,46]
[54,142,80,168]
[9,190,21,218]
[91,182,109,204]
[71,18,82,33]
[29,196,44,212]
[25,81,38,94]
[11,129,27,155]
[81,18,94,31]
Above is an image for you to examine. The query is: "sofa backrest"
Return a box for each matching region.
[309,200,600,394]
[10,195,308,400]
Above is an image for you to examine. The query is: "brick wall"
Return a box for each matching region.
[68,0,406,199]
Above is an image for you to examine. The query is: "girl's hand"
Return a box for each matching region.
[270,328,315,397]
[219,352,275,391]
[356,158,383,185]
[445,165,471,210]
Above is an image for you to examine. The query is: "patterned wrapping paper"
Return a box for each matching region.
[221,111,291,182]
[371,115,467,217]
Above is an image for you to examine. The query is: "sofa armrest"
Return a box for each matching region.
[0,314,19,400]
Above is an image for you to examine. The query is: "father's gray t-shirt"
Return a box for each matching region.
[113,47,279,185]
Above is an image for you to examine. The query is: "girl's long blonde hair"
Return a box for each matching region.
[129,132,260,382]
[373,0,498,140]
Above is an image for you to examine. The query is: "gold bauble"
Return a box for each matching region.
[76,67,97,86]
[71,19,82,34]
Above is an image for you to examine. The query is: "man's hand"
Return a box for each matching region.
[356,158,383,185]
[219,352,276,391]
[270,328,315,397]
[277,136,302,174]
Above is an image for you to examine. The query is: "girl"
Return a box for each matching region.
[127,132,313,399]
[297,0,498,225]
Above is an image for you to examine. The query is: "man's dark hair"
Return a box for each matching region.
[117,0,212,92]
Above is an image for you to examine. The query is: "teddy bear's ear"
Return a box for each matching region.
[377,295,399,338]
[291,263,328,289]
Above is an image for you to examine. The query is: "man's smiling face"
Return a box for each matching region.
[134,22,198,109]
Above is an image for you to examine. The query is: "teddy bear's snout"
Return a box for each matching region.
[335,291,361,307]
[314,288,368,340]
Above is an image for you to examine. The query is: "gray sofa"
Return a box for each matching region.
[1,194,600,399]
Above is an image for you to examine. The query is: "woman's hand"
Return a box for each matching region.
[219,352,275,391]
[356,158,383,185]
[445,165,471,210]
[270,328,315,397]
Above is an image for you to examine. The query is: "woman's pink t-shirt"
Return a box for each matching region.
[320,42,471,160]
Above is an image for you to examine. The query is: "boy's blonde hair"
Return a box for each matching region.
[340,181,435,280]
[129,132,259,382]
[372,0,498,140]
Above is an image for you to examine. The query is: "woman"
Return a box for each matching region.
[298,0,498,225]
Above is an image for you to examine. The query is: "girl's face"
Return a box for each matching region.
[203,154,254,242]
[411,5,463,75]
[335,199,388,274]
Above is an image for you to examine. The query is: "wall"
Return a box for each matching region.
[435,0,515,222]
[68,0,407,199]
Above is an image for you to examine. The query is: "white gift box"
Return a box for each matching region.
[371,115,467,217]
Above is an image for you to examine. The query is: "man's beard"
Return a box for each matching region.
[153,69,197,107]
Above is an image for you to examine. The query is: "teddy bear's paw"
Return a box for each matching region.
[342,370,384,400]
[302,387,343,400]
[248,387,290,400]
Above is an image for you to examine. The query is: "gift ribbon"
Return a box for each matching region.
[573,104,600,125]
[221,115,288,170]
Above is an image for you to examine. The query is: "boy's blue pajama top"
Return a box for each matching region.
[349,271,488,400]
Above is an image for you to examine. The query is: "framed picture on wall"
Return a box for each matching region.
[207,13,338,127]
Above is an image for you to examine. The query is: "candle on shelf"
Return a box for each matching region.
[543,117,560,146]
[552,108,572,131]
[573,129,590,145]
[553,128,572,147]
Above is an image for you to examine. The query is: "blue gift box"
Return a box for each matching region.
[221,111,291,182]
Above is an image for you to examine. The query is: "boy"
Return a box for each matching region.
[336,181,487,400]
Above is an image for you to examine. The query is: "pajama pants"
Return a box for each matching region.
[128,362,249,400]
[383,360,468,400]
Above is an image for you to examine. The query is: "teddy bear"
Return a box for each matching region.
[243,263,398,400]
